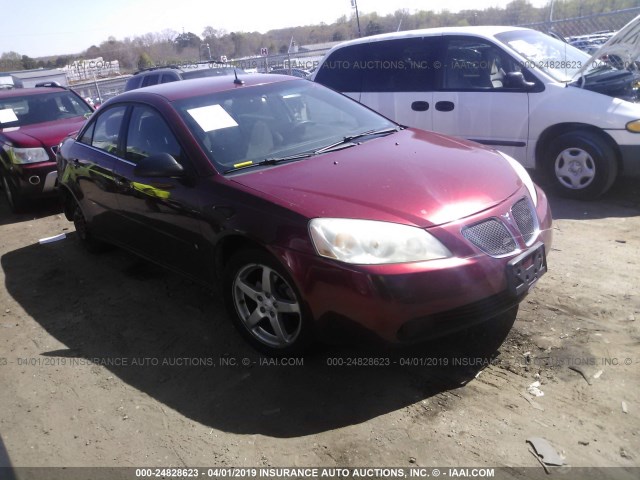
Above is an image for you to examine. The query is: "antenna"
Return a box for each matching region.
[233,69,244,85]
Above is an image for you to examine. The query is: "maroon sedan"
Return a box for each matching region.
[0,85,93,212]
[57,74,552,355]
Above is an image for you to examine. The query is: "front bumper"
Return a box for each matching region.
[5,161,58,198]
[604,130,640,176]
[618,145,640,176]
[280,187,553,343]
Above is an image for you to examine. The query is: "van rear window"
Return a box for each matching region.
[315,44,365,92]
[316,38,439,93]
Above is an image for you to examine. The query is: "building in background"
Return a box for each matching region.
[64,57,121,82]
[8,69,68,88]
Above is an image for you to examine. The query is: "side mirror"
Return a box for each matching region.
[134,153,185,178]
[505,71,536,90]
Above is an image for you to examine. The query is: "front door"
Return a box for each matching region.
[432,36,531,163]
[112,104,206,281]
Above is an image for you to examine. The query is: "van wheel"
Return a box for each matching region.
[543,131,617,200]
[223,249,313,356]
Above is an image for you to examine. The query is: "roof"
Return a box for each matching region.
[132,66,184,75]
[109,73,295,103]
[325,25,529,50]
[10,69,66,80]
[0,86,67,99]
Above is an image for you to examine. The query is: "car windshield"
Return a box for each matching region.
[0,91,92,128]
[174,80,397,172]
[496,30,599,82]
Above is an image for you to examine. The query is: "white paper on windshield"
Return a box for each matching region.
[0,109,18,124]
[187,104,238,132]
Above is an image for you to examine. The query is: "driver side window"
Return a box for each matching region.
[442,38,520,91]
[125,106,183,164]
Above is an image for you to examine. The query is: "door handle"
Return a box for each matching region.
[411,101,429,112]
[435,101,455,112]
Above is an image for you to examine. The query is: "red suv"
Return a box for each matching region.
[0,85,93,212]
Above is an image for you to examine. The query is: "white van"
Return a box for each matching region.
[311,19,640,199]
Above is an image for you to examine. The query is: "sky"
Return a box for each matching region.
[2,0,551,58]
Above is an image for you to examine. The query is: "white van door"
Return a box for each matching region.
[361,91,434,131]
[358,37,439,132]
[432,37,532,163]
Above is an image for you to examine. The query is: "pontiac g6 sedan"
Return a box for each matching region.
[57,74,552,355]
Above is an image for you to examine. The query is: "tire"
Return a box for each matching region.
[1,173,26,213]
[72,202,111,253]
[223,249,314,356]
[543,131,617,200]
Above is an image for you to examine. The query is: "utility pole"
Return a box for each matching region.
[351,0,362,37]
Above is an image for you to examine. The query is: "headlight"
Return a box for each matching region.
[498,151,538,207]
[309,218,452,265]
[6,147,50,164]
[625,120,640,133]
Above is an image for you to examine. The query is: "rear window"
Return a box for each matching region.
[315,44,365,92]
[141,74,160,87]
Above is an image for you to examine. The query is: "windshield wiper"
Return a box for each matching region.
[314,127,401,155]
[223,152,316,173]
[346,126,401,141]
[223,127,401,173]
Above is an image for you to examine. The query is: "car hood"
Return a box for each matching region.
[0,116,86,148]
[575,14,640,78]
[230,129,522,228]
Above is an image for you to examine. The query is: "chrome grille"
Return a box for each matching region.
[511,198,536,245]
[462,219,517,256]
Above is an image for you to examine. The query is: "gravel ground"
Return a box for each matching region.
[0,179,638,478]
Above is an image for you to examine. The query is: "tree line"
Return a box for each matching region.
[1,0,636,74]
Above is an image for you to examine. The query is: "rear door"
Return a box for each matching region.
[66,105,127,240]
[432,36,531,162]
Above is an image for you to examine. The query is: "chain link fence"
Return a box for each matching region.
[520,7,640,52]
[253,8,640,74]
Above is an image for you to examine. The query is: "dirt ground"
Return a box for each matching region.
[0,178,639,476]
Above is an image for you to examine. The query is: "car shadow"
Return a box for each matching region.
[0,194,62,227]
[2,234,514,438]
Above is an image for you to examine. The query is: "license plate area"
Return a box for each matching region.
[507,242,547,297]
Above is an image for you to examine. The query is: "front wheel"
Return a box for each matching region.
[223,249,313,356]
[543,131,617,200]
[1,174,25,213]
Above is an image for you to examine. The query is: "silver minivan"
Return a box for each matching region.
[312,18,640,199]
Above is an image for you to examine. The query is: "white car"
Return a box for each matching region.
[312,17,640,199]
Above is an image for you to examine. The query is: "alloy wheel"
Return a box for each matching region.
[232,263,302,348]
